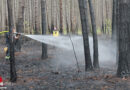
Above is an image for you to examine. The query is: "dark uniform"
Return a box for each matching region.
[5,32,19,59]
[5,32,10,59]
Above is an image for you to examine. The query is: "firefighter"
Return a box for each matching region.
[53,27,59,37]
[5,28,20,60]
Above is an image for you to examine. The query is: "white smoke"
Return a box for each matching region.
[25,35,117,70]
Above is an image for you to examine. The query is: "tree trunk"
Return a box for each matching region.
[65,0,69,34]
[101,0,105,34]
[116,0,119,65]
[41,0,48,59]
[112,0,117,40]
[7,0,17,82]
[51,0,54,33]
[70,0,74,34]
[88,0,99,69]
[78,0,93,71]
[34,0,40,34]
[16,0,25,51]
[117,0,130,77]
[59,0,63,34]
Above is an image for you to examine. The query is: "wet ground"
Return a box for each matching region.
[0,36,130,90]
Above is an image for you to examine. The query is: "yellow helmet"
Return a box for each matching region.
[4,47,8,52]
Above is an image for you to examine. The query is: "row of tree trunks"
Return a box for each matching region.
[78,0,99,70]
[6,0,48,82]
[1,0,114,35]
[5,0,130,81]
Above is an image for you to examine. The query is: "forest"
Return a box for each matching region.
[0,0,130,90]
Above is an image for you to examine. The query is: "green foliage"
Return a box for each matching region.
[77,29,82,35]
[97,27,102,35]
[63,28,67,35]
[105,19,112,35]
[24,21,30,34]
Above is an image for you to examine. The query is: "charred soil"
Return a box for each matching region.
[0,37,130,90]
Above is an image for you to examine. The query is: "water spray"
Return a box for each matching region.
[17,32,81,71]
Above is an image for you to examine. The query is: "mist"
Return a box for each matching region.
[25,35,117,70]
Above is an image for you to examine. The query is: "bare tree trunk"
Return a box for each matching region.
[70,0,73,34]
[117,0,130,77]
[101,0,105,34]
[51,0,54,33]
[88,0,99,69]
[16,0,25,51]
[41,0,48,59]
[34,0,40,34]
[65,0,69,34]
[59,0,63,34]
[7,0,17,82]
[112,0,117,40]
[78,0,93,71]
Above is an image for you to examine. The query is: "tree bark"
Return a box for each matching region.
[117,0,130,77]
[16,0,25,51]
[70,0,74,34]
[7,0,17,82]
[41,0,48,59]
[65,0,69,34]
[88,0,99,69]
[50,0,54,33]
[78,0,93,71]
[59,0,63,34]
[34,0,40,34]
[112,0,117,40]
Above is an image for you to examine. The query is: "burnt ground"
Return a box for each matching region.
[0,36,130,90]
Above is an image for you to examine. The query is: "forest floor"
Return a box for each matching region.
[0,36,130,90]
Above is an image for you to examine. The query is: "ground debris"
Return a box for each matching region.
[51,71,60,75]
[0,40,130,90]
